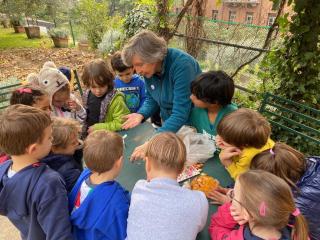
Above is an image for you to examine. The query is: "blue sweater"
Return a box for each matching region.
[114,74,146,113]
[0,160,72,240]
[69,169,130,240]
[138,48,202,133]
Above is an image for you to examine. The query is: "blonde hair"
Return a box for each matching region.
[251,142,306,189]
[83,130,123,174]
[217,108,271,148]
[146,132,186,173]
[122,30,167,66]
[238,170,309,240]
[52,117,80,149]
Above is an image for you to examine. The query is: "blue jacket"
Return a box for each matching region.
[138,48,202,133]
[114,74,146,113]
[42,153,81,192]
[295,156,320,240]
[0,160,72,240]
[69,169,130,240]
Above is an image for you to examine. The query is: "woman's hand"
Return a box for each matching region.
[207,186,231,205]
[122,113,144,130]
[130,142,149,162]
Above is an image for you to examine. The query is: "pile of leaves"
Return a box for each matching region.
[0,48,97,81]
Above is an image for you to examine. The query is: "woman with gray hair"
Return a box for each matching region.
[121,30,201,160]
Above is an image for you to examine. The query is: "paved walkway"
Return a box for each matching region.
[0,216,19,239]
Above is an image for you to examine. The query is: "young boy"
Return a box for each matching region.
[0,104,72,240]
[216,108,275,179]
[190,71,237,141]
[42,117,82,192]
[111,51,146,113]
[126,132,208,240]
[68,130,130,240]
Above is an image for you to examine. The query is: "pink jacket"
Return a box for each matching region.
[209,202,245,240]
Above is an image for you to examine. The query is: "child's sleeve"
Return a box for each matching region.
[93,95,130,132]
[138,79,146,110]
[226,151,253,179]
[38,178,73,239]
[209,202,244,240]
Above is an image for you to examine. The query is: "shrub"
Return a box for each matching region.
[48,28,69,38]
[98,29,123,56]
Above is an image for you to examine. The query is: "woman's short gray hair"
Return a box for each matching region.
[122,30,167,66]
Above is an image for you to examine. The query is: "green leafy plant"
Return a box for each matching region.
[98,29,123,55]
[48,28,69,38]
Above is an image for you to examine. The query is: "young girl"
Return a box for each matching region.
[215,108,274,179]
[42,117,82,192]
[190,71,237,141]
[250,143,320,240]
[81,59,130,136]
[209,170,309,240]
[27,61,86,123]
[10,85,51,115]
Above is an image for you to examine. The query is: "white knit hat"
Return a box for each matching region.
[27,61,69,100]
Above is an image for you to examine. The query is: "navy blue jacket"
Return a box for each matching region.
[42,153,81,192]
[295,156,320,240]
[69,169,130,240]
[0,160,72,240]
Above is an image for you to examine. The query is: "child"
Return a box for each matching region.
[0,104,72,239]
[27,61,86,123]
[209,170,309,240]
[81,59,130,136]
[42,117,82,192]
[10,85,51,115]
[68,130,130,240]
[111,51,146,113]
[126,132,208,240]
[215,108,274,179]
[190,71,237,141]
[251,143,320,240]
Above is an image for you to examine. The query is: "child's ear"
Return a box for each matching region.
[26,143,38,155]
[115,156,124,169]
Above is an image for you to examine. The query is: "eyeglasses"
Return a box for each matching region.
[228,189,243,206]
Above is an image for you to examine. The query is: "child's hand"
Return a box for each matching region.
[219,147,242,167]
[130,141,148,162]
[207,186,231,205]
[88,126,94,134]
[67,99,81,111]
[230,204,248,225]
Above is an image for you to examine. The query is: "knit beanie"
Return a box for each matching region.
[28,61,69,100]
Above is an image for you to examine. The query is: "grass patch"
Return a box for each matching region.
[0,27,52,49]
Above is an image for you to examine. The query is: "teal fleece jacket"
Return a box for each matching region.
[138,48,202,133]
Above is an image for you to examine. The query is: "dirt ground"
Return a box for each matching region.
[0,47,97,82]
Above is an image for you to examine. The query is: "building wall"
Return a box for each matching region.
[176,0,291,27]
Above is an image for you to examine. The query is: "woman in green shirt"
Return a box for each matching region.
[190,71,237,142]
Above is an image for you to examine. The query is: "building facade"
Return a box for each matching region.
[175,0,291,27]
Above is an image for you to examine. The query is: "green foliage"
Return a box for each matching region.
[48,28,69,38]
[0,27,51,49]
[73,0,109,49]
[262,0,320,109]
[98,29,123,56]
[122,4,154,39]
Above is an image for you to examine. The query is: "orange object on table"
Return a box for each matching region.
[191,175,219,197]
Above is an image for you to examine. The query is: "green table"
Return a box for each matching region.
[116,122,233,240]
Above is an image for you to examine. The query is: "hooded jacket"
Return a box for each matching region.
[42,153,81,192]
[0,160,72,240]
[68,169,130,240]
[295,156,320,240]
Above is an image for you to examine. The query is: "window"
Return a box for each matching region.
[228,11,236,23]
[212,10,218,20]
[267,13,276,26]
[246,12,253,24]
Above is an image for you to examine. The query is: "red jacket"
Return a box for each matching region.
[209,202,245,240]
